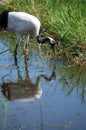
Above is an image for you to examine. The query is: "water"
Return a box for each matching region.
[0,41,86,130]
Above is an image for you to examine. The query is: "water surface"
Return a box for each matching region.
[0,41,86,130]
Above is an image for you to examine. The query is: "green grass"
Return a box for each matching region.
[0,0,86,61]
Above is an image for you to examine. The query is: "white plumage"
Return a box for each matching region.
[8,12,40,36]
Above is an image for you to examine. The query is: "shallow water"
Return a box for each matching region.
[0,41,86,130]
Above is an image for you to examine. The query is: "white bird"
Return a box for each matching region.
[0,10,56,54]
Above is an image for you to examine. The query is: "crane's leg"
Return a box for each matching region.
[15,33,21,55]
[24,34,30,54]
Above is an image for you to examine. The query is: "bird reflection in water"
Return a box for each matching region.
[1,53,56,102]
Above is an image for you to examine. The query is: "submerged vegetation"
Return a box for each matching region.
[0,0,86,63]
[57,64,86,102]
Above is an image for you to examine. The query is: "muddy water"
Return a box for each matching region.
[0,41,86,130]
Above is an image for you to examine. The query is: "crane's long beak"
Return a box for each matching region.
[51,44,55,52]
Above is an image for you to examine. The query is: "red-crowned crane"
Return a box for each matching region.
[0,10,56,54]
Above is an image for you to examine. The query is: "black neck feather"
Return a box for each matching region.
[37,36,49,44]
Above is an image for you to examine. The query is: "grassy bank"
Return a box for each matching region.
[0,0,86,63]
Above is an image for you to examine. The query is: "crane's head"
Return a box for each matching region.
[37,36,56,52]
[45,37,56,52]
